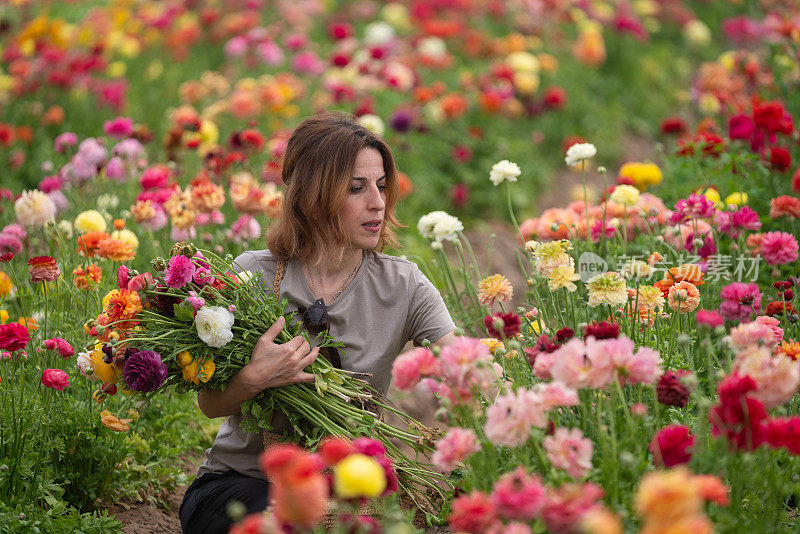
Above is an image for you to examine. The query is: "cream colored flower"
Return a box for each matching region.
[195,306,235,348]
[565,143,597,167]
[586,272,628,307]
[610,184,641,207]
[489,160,522,186]
[15,190,56,228]
[621,259,652,279]
[477,274,514,307]
[357,114,385,137]
[635,285,665,311]
[548,265,580,292]
[528,240,574,277]
[417,211,463,247]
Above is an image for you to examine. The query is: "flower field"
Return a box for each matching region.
[1,0,800,532]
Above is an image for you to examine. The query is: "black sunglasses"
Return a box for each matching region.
[297,298,342,368]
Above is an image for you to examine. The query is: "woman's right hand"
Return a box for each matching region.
[237,316,320,394]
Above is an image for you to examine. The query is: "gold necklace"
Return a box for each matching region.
[307,254,362,303]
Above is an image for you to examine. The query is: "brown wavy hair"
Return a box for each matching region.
[268,112,400,267]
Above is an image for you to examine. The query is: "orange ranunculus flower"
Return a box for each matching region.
[131,200,157,224]
[17,316,39,331]
[440,93,469,119]
[777,340,800,361]
[102,289,142,328]
[655,264,705,298]
[667,281,701,314]
[573,27,606,67]
[97,237,135,262]
[72,264,103,290]
[113,218,125,230]
[77,231,111,257]
[0,272,13,297]
[100,410,132,432]
[42,105,65,126]
[190,181,225,213]
[397,172,414,199]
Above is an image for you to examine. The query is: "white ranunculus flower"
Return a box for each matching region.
[76,351,96,379]
[237,270,256,284]
[357,114,385,137]
[489,160,522,186]
[417,211,449,239]
[417,211,463,248]
[565,143,597,167]
[195,306,235,348]
[14,190,56,228]
[364,21,395,47]
[417,37,447,59]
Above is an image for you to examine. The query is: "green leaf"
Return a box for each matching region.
[173,301,195,322]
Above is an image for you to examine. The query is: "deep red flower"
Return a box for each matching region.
[769,146,792,172]
[728,114,754,140]
[649,425,695,467]
[660,116,687,135]
[656,370,692,408]
[0,323,29,351]
[765,417,800,455]
[543,86,567,109]
[583,321,620,339]
[792,168,800,194]
[765,301,795,317]
[753,100,792,134]
[484,312,521,339]
[555,328,574,342]
[0,252,13,262]
[709,373,767,451]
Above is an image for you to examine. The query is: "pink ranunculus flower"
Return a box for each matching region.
[758,231,799,265]
[549,338,593,389]
[544,427,593,478]
[696,309,724,328]
[54,132,78,153]
[41,368,70,390]
[734,345,800,409]
[164,255,196,288]
[227,214,261,243]
[542,482,604,534]
[128,272,153,292]
[490,466,546,521]
[730,321,778,350]
[485,389,546,447]
[432,427,481,472]
[625,346,662,385]
[103,117,134,139]
[755,316,784,345]
[392,347,441,390]
[44,337,74,358]
[538,381,579,410]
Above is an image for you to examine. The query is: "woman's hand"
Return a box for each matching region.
[197,316,319,419]
[238,316,320,394]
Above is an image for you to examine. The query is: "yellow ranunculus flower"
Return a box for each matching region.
[513,71,539,95]
[75,210,107,233]
[107,61,127,78]
[610,184,640,207]
[0,310,9,324]
[182,358,215,385]
[0,272,13,298]
[698,93,720,115]
[703,188,721,204]
[90,348,120,385]
[333,454,386,498]
[506,51,540,74]
[112,229,139,251]
[725,192,748,206]
[177,350,193,367]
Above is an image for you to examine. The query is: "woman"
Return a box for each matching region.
[179,112,456,533]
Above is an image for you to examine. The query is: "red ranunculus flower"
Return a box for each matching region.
[769,146,792,172]
[649,425,695,467]
[656,370,692,408]
[583,321,620,339]
[28,255,60,283]
[709,373,767,451]
[484,312,521,339]
[765,417,800,455]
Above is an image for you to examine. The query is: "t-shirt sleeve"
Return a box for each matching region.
[231,250,275,290]
[405,264,456,345]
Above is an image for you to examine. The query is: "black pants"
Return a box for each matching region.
[179,470,270,534]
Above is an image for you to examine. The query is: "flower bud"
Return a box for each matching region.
[151,257,167,271]
[677,334,691,346]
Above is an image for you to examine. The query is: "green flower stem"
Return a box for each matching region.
[505,181,525,245]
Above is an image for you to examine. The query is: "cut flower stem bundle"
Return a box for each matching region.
[91,245,449,509]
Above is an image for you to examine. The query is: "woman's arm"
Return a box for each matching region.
[431,330,458,349]
[197,316,320,419]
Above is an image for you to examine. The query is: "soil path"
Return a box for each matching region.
[113,135,655,532]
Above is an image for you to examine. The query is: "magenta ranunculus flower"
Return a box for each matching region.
[714,206,761,239]
[758,231,799,265]
[0,323,30,351]
[697,309,724,328]
[649,424,695,467]
[41,368,70,390]
[719,282,762,322]
[164,255,196,288]
[669,193,716,224]
[123,350,168,392]
[728,114,755,140]
[103,117,134,139]
[117,265,130,289]
[432,427,481,473]
[44,337,75,358]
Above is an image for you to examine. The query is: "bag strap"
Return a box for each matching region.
[262,258,287,450]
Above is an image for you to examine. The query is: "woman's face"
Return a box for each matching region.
[340,147,387,252]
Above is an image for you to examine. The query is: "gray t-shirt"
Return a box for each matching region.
[197,249,455,479]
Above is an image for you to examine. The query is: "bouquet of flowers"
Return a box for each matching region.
[82,242,447,508]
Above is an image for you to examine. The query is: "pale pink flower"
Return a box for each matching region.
[227,214,261,243]
[392,347,441,391]
[626,347,662,384]
[542,482,604,534]
[432,428,481,472]
[533,350,556,380]
[490,522,532,534]
[484,389,546,447]
[544,427,593,478]
[549,338,593,389]
[755,316,784,345]
[490,466,546,521]
[186,292,206,314]
[734,346,800,409]
[170,225,197,241]
[538,381,579,410]
[730,321,779,350]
